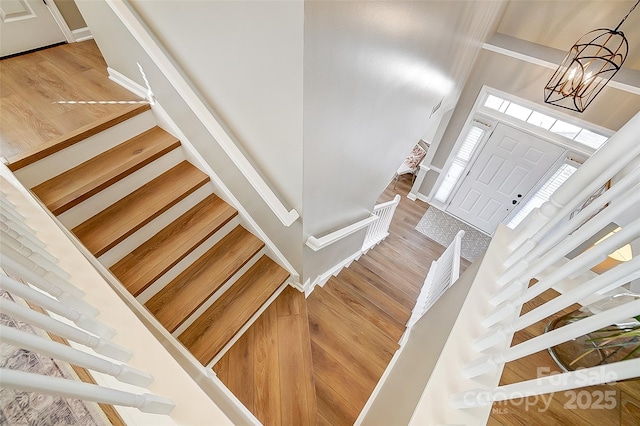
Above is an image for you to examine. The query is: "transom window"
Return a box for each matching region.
[484,95,609,149]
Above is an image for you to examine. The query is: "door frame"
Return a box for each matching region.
[446,122,569,235]
[427,86,612,228]
[44,0,75,43]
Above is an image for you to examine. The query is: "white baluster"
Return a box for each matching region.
[499,183,640,285]
[508,111,640,252]
[0,326,152,386]
[487,216,640,315]
[0,215,56,264]
[465,299,640,378]
[451,358,640,409]
[0,369,174,414]
[1,231,71,280]
[0,254,97,317]
[474,258,640,352]
[505,165,640,268]
[0,298,132,362]
[0,275,114,339]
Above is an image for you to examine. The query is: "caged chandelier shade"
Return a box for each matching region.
[544,0,638,112]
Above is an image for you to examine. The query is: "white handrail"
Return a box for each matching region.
[0,369,175,415]
[363,194,401,250]
[306,214,379,251]
[104,0,299,227]
[404,112,640,424]
[407,230,464,328]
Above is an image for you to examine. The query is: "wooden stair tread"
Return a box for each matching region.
[311,340,372,412]
[8,103,151,171]
[308,308,384,389]
[324,276,406,342]
[32,127,180,215]
[307,287,398,370]
[145,225,264,331]
[348,260,416,311]
[72,161,209,257]
[179,256,289,365]
[110,194,238,297]
[339,265,411,325]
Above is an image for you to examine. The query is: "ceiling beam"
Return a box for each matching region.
[483,33,640,96]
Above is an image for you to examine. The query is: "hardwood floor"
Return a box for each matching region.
[8,41,635,426]
[213,178,471,425]
[213,286,317,425]
[0,41,141,161]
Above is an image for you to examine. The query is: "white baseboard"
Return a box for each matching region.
[415,192,430,204]
[72,27,93,42]
[406,192,418,201]
[107,67,148,99]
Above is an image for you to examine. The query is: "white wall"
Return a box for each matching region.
[302,0,507,279]
[75,0,510,283]
[419,48,640,198]
[129,1,304,216]
[74,0,304,272]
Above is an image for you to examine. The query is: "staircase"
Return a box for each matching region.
[10,104,290,368]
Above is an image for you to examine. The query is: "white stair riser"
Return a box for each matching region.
[57,148,185,229]
[16,111,156,187]
[171,247,266,337]
[97,183,214,268]
[134,216,242,305]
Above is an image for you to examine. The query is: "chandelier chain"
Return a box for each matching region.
[615,0,640,31]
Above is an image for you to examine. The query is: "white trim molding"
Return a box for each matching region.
[44,0,74,43]
[306,215,378,251]
[105,0,299,227]
[72,27,93,42]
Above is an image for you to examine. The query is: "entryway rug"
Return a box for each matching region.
[415,207,491,262]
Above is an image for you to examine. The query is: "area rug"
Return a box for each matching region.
[0,289,109,425]
[415,207,491,262]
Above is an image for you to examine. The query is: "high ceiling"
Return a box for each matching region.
[497,0,640,71]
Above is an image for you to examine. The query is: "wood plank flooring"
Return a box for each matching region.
[213,179,473,425]
[0,41,143,161]
[213,286,317,425]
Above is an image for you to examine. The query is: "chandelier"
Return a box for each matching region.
[544,0,638,112]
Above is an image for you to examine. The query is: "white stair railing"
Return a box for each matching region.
[409,111,640,424]
[0,194,175,415]
[306,194,401,252]
[407,230,464,329]
[363,194,401,251]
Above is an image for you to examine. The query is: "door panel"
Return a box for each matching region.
[0,0,66,57]
[446,123,565,234]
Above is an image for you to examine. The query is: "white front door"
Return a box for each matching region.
[0,0,66,57]
[446,123,565,234]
